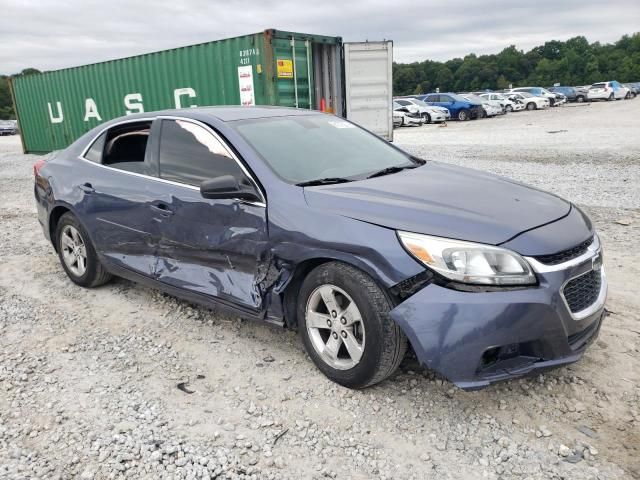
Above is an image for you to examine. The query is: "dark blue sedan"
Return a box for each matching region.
[33,107,607,390]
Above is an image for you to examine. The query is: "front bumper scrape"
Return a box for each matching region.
[389,270,606,390]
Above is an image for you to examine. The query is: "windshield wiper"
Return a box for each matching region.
[366,164,420,179]
[296,177,353,187]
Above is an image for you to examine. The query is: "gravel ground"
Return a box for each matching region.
[0,100,639,480]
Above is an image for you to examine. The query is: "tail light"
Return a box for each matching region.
[33,159,46,177]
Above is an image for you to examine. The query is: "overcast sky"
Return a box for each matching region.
[2,0,639,74]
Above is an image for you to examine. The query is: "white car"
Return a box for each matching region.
[479,92,524,112]
[394,98,450,123]
[393,101,424,126]
[587,81,630,101]
[504,92,550,110]
[509,87,560,106]
[460,94,502,117]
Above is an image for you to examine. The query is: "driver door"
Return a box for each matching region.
[151,117,268,311]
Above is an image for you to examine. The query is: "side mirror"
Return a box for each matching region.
[200,175,262,203]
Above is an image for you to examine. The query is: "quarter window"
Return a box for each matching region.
[158,119,247,187]
[84,132,106,163]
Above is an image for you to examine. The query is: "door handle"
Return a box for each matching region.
[77,183,95,194]
[150,203,174,216]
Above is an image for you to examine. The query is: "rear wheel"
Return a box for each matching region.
[526,102,536,111]
[608,93,614,101]
[421,112,431,124]
[56,212,112,288]
[457,109,470,121]
[298,262,407,389]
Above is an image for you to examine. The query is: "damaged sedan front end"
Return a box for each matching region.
[34,106,606,390]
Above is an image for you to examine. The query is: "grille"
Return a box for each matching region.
[534,237,593,265]
[563,269,601,313]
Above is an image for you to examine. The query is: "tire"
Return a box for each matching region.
[607,93,614,101]
[576,95,585,103]
[624,92,631,99]
[457,109,469,121]
[505,105,513,113]
[421,112,431,124]
[526,102,536,111]
[56,212,112,288]
[297,262,407,389]
[549,98,555,107]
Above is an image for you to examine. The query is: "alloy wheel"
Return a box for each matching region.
[60,225,87,277]
[305,284,365,370]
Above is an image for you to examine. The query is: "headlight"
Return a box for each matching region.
[397,231,536,286]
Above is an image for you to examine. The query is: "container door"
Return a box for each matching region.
[272,37,314,109]
[343,41,393,141]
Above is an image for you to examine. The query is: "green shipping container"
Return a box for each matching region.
[11,29,348,153]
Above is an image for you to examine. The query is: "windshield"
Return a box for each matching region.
[230,115,416,184]
[518,92,533,98]
[410,99,428,107]
[462,94,484,103]
[449,93,471,102]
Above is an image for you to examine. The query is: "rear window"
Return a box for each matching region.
[591,83,606,89]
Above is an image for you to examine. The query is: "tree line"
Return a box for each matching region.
[393,33,640,96]
[0,69,41,120]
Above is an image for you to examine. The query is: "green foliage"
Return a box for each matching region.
[394,33,640,95]
[0,68,42,120]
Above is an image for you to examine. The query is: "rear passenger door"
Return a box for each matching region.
[152,117,268,311]
[76,119,170,276]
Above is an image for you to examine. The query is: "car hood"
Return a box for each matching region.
[303,162,571,246]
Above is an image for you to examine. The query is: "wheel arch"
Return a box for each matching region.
[280,254,393,330]
[49,204,73,251]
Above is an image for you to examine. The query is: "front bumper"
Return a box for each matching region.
[404,116,423,126]
[390,239,606,390]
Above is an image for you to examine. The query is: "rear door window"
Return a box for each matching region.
[158,119,247,187]
[101,121,152,174]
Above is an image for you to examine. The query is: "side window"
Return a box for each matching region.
[426,95,437,102]
[102,121,152,174]
[159,119,247,187]
[396,100,410,106]
[84,132,106,163]
[440,95,452,102]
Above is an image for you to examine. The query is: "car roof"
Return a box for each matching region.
[104,106,321,125]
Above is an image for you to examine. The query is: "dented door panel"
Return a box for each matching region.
[152,183,268,310]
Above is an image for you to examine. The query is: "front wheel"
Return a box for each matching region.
[56,212,112,288]
[421,112,431,124]
[505,105,513,113]
[298,262,407,389]
[608,93,614,101]
[526,102,536,111]
[457,109,470,121]
[576,95,585,103]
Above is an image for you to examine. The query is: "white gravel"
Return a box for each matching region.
[0,100,639,479]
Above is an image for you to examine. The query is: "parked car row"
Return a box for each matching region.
[0,120,18,135]
[393,79,637,127]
